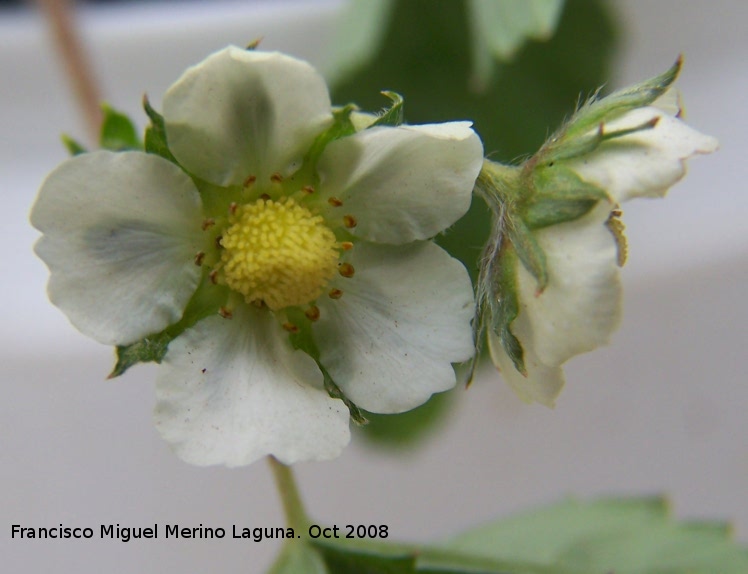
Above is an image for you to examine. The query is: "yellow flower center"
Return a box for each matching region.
[219,198,339,310]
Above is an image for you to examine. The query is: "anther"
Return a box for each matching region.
[340,241,354,251]
[302,185,315,194]
[328,197,343,207]
[270,172,283,183]
[338,263,355,278]
[305,306,321,321]
[194,252,205,266]
[251,299,266,309]
[282,322,299,334]
[209,270,219,284]
[229,202,238,215]
[328,288,343,299]
[343,215,357,228]
[219,307,233,319]
[202,218,215,231]
[260,193,271,201]
[243,175,256,187]
[215,235,223,249]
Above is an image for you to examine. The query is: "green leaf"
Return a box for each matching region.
[323,0,396,84]
[268,541,328,574]
[142,95,178,164]
[371,91,405,127]
[61,134,87,156]
[313,542,416,574]
[468,0,565,88]
[99,103,142,151]
[109,275,223,378]
[436,497,748,574]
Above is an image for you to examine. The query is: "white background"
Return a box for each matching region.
[2,0,746,571]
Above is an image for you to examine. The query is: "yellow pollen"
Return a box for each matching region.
[219,197,339,310]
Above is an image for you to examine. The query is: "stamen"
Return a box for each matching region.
[202,218,215,231]
[282,322,299,334]
[328,197,343,207]
[328,288,343,299]
[343,215,357,228]
[229,202,238,215]
[209,270,219,284]
[338,263,355,278]
[194,252,205,266]
[302,185,315,194]
[271,172,284,183]
[219,307,233,319]
[305,306,321,321]
[340,241,354,251]
[243,175,256,187]
[215,235,223,249]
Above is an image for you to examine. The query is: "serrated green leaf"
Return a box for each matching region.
[142,95,178,164]
[61,134,87,156]
[371,91,405,127]
[99,103,142,151]
[109,275,222,378]
[436,497,748,574]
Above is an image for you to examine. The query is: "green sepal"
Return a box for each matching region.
[563,55,681,141]
[371,91,405,127]
[490,247,526,376]
[523,165,607,229]
[99,103,142,151]
[286,307,367,425]
[507,217,548,294]
[109,274,224,378]
[303,104,357,169]
[142,95,179,164]
[61,134,87,156]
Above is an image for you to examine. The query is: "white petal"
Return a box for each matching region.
[515,203,622,368]
[316,123,483,244]
[154,307,351,467]
[30,151,204,346]
[315,242,474,413]
[487,331,564,408]
[163,47,333,187]
[568,105,718,203]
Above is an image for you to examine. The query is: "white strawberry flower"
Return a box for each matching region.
[489,88,718,406]
[31,47,483,466]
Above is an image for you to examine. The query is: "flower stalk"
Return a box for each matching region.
[267,456,310,531]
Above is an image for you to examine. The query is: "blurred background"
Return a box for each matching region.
[2,0,747,571]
